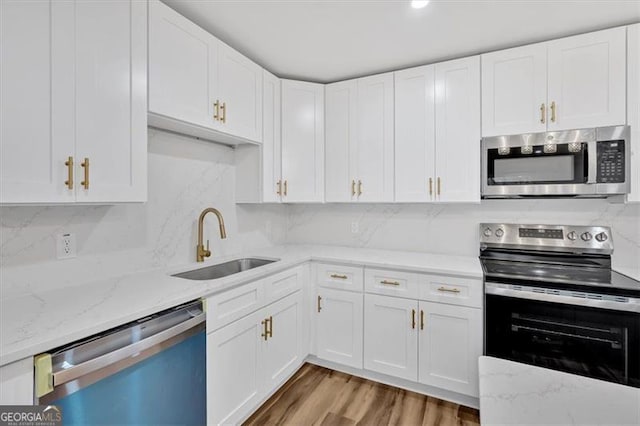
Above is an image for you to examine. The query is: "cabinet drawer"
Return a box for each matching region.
[206,280,265,331]
[364,268,419,299]
[418,274,482,308]
[315,263,364,292]
[264,266,303,304]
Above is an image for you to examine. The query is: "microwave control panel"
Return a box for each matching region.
[597,140,625,183]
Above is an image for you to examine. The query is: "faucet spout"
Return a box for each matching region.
[196,207,227,262]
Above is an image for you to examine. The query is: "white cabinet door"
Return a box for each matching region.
[434,56,481,203]
[0,0,75,204]
[316,288,363,369]
[325,80,357,202]
[628,24,640,203]
[75,0,147,203]
[262,70,282,203]
[0,358,33,405]
[207,309,265,425]
[148,0,216,129]
[356,73,394,202]
[418,301,482,397]
[364,294,418,381]
[216,42,262,143]
[481,43,548,137]
[281,80,325,202]
[547,27,626,131]
[264,292,303,390]
[394,65,435,202]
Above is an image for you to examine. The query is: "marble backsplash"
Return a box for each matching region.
[285,201,640,278]
[0,129,287,297]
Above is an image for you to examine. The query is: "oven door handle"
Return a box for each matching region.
[485,282,640,313]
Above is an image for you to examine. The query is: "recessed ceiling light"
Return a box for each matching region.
[411,0,430,9]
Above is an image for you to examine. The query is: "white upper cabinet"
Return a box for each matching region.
[281,80,325,203]
[0,0,147,204]
[481,44,547,137]
[394,65,436,202]
[628,24,640,203]
[324,73,394,202]
[434,56,481,203]
[482,27,626,136]
[148,0,262,144]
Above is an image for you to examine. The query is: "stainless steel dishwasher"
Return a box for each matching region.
[34,300,206,425]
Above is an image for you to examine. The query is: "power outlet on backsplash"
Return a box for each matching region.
[56,233,77,260]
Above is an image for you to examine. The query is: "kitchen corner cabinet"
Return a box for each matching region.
[0,0,147,204]
[325,73,394,202]
[627,24,640,203]
[0,358,33,405]
[281,80,325,203]
[148,0,262,145]
[394,57,480,203]
[482,26,626,136]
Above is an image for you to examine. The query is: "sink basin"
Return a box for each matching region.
[172,258,278,281]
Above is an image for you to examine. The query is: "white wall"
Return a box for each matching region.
[0,129,287,297]
[285,201,640,278]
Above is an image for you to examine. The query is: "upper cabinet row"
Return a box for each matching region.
[148,0,263,145]
[482,27,626,137]
[1,0,147,204]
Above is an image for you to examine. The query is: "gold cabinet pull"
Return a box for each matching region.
[261,318,269,341]
[540,103,546,124]
[317,295,322,313]
[437,286,461,294]
[420,310,424,330]
[357,180,363,196]
[220,102,227,123]
[380,280,400,286]
[351,180,356,197]
[283,180,288,196]
[411,309,416,329]
[267,315,273,338]
[330,273,348,279]
[80,157,89,190]
[550,101,556,122]
[276,180,282,196]
[64,156,74,190]
[437,177,441,196]
[429,177,433,196]
[214,100,220,121]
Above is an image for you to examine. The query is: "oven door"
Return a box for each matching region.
[482,129,595,197]
[485,285,640,388]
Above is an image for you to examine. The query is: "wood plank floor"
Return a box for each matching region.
[244,364,480,426]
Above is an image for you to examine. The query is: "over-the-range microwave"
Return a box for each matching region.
[481,125,630,198]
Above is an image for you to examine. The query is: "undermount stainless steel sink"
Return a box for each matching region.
[172,258,278,281]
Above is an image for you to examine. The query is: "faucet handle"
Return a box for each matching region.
[205,240,211,257]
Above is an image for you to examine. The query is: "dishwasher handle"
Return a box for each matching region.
[52,312,205,387]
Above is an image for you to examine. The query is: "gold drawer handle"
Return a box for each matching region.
[357,180,363,196]
[330,274,348,279]
[411,309,416,329]
[380,280,400,286]
[437,177,441,196]
[64,156,74,190]
[550,101,556,123]
[220,102,227,123]
[540,103,546,124]
[429,177,433,196]
[276,180,282,196]
[261,318,268,341]
[420,310,424,330]
[283,180,288,196]
[317,295,322,313]
[80,157,89,190]
[437,287,461,294]
[267,315,273,338]
[351,180,356,197]
[214,100,220,121]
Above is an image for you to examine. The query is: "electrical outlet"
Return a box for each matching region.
[351,221,359,234]
[56,233,76,259]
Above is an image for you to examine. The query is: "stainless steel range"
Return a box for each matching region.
[480,223,640,388]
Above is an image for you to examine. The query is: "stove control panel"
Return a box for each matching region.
[480,223,613,254]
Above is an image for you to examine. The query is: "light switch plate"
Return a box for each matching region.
[56,233,76,259]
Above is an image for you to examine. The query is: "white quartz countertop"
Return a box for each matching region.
[0,244,482,367]
[479,356,640,425]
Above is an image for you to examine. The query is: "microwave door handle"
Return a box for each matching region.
[587,141,597,184]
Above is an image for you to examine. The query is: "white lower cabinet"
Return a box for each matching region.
[315,288,363,369]
[418,301,482,397]
[207,290,303,425]
[364,294,418,381]
[0,358,33,405]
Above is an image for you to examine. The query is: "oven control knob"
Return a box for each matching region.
[495,228,504,238]
[483,227,492,237]
[595,232,608,242]
[567,231,578,241]
[581,232,592,241]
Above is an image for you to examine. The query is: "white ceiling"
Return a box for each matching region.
[162,0,640,83]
